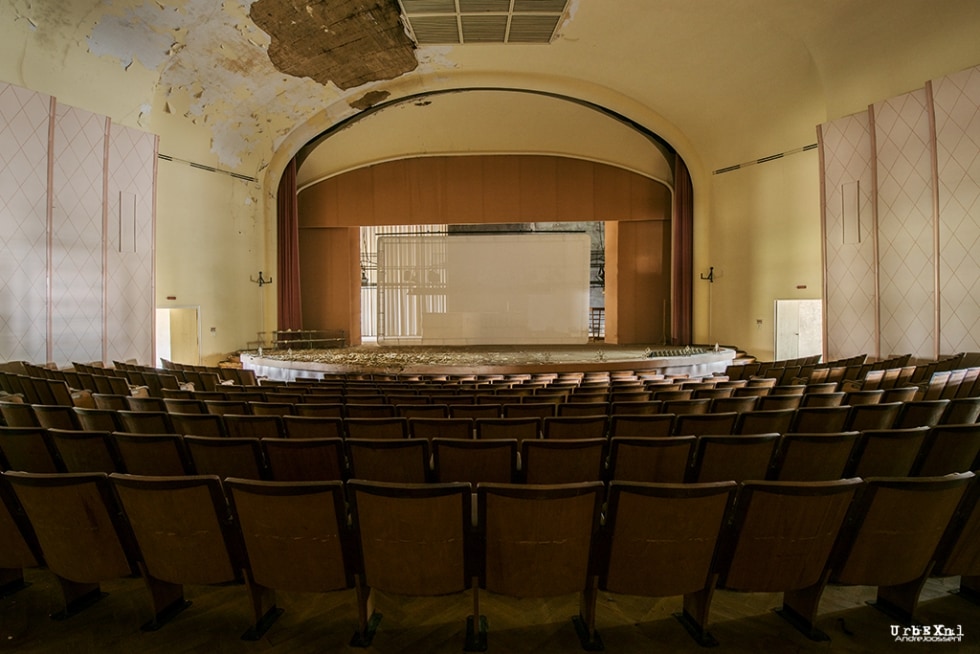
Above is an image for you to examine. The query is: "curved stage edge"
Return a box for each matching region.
[241,347,736,382]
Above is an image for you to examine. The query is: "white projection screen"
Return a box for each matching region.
[377,232,591,345]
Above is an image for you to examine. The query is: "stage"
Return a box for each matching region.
[241,343,736,381]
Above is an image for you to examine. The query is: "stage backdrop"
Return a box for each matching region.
[376,232,590,345]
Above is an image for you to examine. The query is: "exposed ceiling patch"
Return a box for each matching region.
[351,90,392,110]
[250,0,418,90]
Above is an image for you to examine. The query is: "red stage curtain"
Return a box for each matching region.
[277,158,303,330]
[671,154,694,344]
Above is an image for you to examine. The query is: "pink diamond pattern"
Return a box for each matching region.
[873,89,936,359]
[820,112,877,359]
[0,82,50,363]
[933,66,980,354]
[50,104,106,365]
[105,123,155,365]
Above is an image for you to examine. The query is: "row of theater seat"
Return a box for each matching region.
[2,425,978,487]
[2,471,978,649]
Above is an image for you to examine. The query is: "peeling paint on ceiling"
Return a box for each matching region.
[250,0,418,90]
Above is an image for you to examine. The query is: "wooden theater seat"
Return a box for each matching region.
[346,438,429,483]
[844,427,930,478]
[843,402,903,432]
[31,404,82,430]
[520,438,606,484]
[0,426,63,473]
[474,417,541,445]
[673,412,738,436]
[222,414,285,439]
[607,413,675,438]
[110,433,193,476]
[769,432,860,481]
[46,429,120,474]
[0,475,42,596]
[183,436,267,480]
[542,415,608,439]
[682,478,862,643]
[789,406,850,434]
[474,482,604,650]
[169,412,227,438]
[224,478,366,641]
[782,473,974,632]
[690,434,780,483]
[73,407,124,432]
[733,409,795,435]
[911,423,980,476]
[346,480,473,648]
[607,436,695,483]
[280,415,344,439]
[893,399,951,429]
[408,417,474,442]
[4,471,146,619]
[927,478,980,601]
[261,437,346,481]
[431,438,517,485]
[584,480,736,647]
[0,401,39,427]
[344,417,408,440]
[108,473,256,634]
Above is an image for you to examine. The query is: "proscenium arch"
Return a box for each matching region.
[286,86,694,346]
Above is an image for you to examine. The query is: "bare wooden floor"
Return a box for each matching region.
[2,569,975,652]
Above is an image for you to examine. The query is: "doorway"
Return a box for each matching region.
[774,299,823,361]
[155,307,201,367]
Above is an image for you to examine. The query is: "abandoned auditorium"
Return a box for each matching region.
[2,1,980,652]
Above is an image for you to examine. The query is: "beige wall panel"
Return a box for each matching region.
[605,220,670,344]
[407,157,447,224]
[555,158,596,222]
[519,156,557,222]
[299,227,360,343]
[604,221,621,343]
[445,156,486,224]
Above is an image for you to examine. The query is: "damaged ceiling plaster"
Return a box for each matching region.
[250,0,418,90]
[79,0,426,169]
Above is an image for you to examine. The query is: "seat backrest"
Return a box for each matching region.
[607,413,675,438]
[557,401,610,416]
[756,395,803,411]
[609,400,663,415]
[477,482,603,597]
[450,404,502,419]
[845,427,930,477]
[474,417,541,444]
[261,437,346,481]
[770,432,860,481]
[5,471,136,592]
[169,412,227,438]
[733,409,794,435]
[348,480,471,596]
[843,389,884,406]
[521,438,606,484]
[673,412,738,436]
[46,429,119,474]
[280,415,344,440]
[203,400,251,416]
[92,393,129,410]
[184,436,266,480]
[344,417,408,440]
[661,399,712,415]
[691,434,780,483]
[718,478,862,592]
[125,396,168,412]
[940,397,980,425]
[0,474,42,579]
[346,438,430,483]
[503,403,557,419]
[708,396,758,414]
[118,410,175,435]
[830,473,974,588]
[911,423,980,476]
[932,478,980,578]
[225,478,353,593]
[0,427,63,473]
[0,401,39,427]
[295,402,345,417]
[789,406,850,434]
[30,404,81,430]
[844,402,903,432]
[599,480,735,597]
[408,417,474,442]
[344,403,396,418]
[893,399,951,429]
[222,414,285,439]
[541,415,608,440]
[111,432,193,476]
[432,438,517,485]
[800,391,845,408]
[110,473,244,586]
[607,436,695,483]
[249,401,296,417]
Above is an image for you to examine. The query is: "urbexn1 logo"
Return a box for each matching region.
[892,624,964,643]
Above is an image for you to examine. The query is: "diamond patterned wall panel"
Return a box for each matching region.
[873,89,936,360]
[105,123,156,366]
[50,104,106,366]
[820,112,877,360]
[0,82,50,364]
[933,66,980,355]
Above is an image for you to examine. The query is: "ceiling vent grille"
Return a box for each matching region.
[399,0,569,45]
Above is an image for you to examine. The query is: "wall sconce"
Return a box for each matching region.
[250,271,272,287]
[700,266,714,283]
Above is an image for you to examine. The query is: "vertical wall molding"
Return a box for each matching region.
[45,96,56,364]
[867,104,881,360]
[102,115,111,363]
[925,80,941,360]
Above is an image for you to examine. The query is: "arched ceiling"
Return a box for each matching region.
[4,0,980,179]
